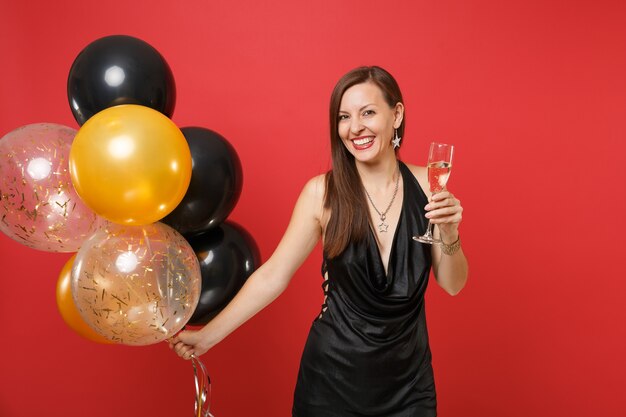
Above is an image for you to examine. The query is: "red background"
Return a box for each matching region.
[1,1,625,416]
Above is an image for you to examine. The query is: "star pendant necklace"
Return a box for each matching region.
[364,165,400,233]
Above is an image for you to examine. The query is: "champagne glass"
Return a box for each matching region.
[413,142,454,244]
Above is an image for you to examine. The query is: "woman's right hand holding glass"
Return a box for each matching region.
[424,190,462,242]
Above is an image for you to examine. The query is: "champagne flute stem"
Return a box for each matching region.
[424,220,433,239]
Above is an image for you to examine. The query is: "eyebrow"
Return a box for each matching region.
[338,103,376,113]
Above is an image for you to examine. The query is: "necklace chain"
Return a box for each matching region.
[364,165,400,232]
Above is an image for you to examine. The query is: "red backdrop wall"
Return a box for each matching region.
[1,1,625,416]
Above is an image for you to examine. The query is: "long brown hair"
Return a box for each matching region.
[323,66,405,258]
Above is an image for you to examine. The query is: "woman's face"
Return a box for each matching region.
[337,82,403,163]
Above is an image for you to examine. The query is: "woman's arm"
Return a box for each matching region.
[170,175,326,358]
[407,164,468,296]
[427,191,468,295]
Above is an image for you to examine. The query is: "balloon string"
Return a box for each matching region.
[191,355,213,417]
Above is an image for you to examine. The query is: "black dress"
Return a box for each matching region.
[293,161,437,417]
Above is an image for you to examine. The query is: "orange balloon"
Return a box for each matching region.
[55,255,112,344]
[69,104,192,225]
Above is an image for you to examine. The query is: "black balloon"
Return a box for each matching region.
[162,127,243,236]
[67,35,176,125]
[187,222,260,325]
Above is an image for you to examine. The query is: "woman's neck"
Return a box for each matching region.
[356,154,399,192]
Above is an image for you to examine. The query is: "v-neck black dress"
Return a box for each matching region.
[293,162,436,417]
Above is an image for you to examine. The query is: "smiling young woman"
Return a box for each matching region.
[170,66,468,417]
[324,70,406,260]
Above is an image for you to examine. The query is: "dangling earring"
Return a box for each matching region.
[392,129,402,149]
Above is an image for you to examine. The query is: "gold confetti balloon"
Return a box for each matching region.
[71,222,201,345]
[56,255,112,344]
[0,123,103,252]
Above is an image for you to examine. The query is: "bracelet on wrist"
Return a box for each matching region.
[440,235,461,255]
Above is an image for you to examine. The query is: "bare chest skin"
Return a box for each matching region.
[366,178,404,274]
[320,178,405,275]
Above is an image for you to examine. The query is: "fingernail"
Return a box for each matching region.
[425,213,432,218]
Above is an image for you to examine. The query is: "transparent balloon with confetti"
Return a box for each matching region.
[0,123,103,252]
[71,222,201,345]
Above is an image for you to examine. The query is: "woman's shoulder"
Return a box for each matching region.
[298,174,327,211]
[402,162,426,179]
[299,174,328,223]
[302,174,327,198]
[402,162,431,198]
